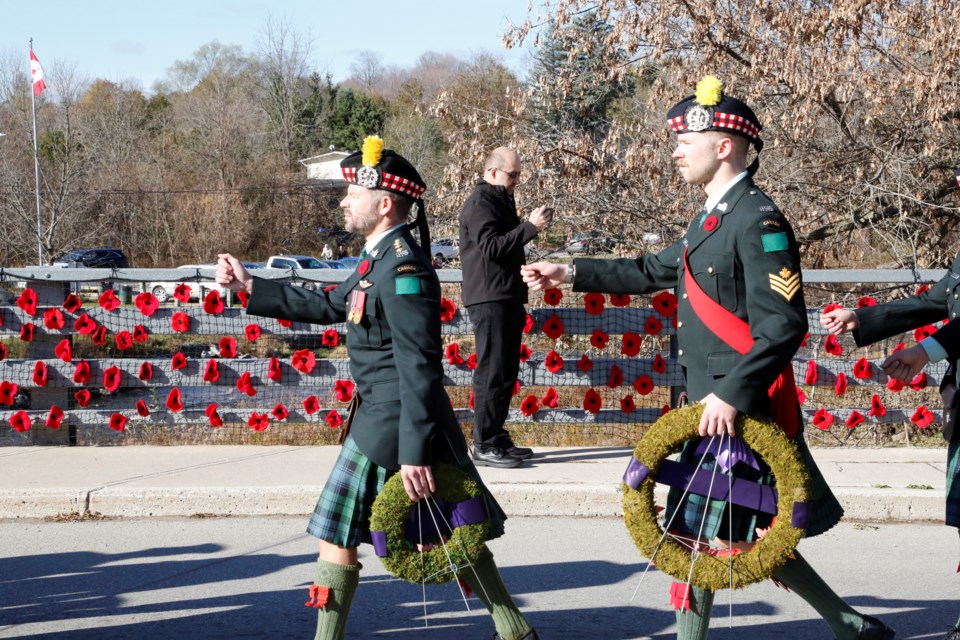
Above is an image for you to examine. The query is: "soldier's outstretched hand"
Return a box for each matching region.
[881,344,929,383]
[819,308,858,335]
[521,262,567,291]
[216,254,253,293]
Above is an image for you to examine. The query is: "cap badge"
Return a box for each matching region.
[356,165,380,189]
[684,104,712,131]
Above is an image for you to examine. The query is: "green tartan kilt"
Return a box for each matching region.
[664,429,843,542]
[946,439,960,528]
[307,436,507,548]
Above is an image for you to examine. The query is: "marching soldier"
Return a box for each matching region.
[216,137,538,640]
[522,77,894,640]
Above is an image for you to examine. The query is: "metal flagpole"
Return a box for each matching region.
[29,38,43,265]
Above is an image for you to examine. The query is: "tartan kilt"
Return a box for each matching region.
[664,429,843,542]
[307,436,507,548]
[946,440,960,528]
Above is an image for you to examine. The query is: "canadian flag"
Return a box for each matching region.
[30,50,45,96]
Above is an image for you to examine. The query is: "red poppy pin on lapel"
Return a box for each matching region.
[703,215,718,231]
[358,260,370,275]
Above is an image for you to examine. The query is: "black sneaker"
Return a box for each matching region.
[472,447,523,468]
[506,444,534,459]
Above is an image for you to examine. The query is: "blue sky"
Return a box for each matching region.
[4,0,536,92]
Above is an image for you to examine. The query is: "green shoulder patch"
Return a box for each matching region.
[395,276,422,295]
[761,232,789,253]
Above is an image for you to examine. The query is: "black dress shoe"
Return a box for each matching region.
[493,628,540,640]
[506,444,534,459]
[856,615,895,640]
[943,628,960,640]
[472,447,523,468]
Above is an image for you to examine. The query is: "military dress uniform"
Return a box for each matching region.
[853,249,960,528]
[246,226,507,547]
[574,176,844,541]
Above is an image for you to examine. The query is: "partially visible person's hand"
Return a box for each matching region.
[880,344,929,383]
[528,205,553,232]
[216,254,253,293]
[819,308,858,335]
[521,262,567,290]
[698,393,738,437]
[400,464,436,502]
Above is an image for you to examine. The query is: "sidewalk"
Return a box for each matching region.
[0,445,949,522]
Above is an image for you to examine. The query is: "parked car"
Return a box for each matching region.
[264,255,328,270]
[564,232,616,255]
[52,248,129,268]
[430,237,460,263]
[145,264,229,303]
[336,257,360,269]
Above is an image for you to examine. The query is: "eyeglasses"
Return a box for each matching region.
[489,167,521,180]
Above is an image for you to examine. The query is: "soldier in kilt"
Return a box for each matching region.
[523,76,894,639]
[216,138,538,640]
[822,243,960,640]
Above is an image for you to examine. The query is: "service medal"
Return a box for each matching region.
[348,290,367,324]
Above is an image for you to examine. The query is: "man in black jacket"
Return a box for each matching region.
[459,147,552,468]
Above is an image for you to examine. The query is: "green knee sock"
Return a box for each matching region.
[312,559,360,640]
[675,585,713,640]
[457,548,531,640]
[772,551,861,640]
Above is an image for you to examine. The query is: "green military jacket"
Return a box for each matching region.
[246,225,467,470]
[574,177,808,417]
[854,250,960,366]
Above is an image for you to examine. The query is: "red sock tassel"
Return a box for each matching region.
[457,577,473,598]
[669,581,692,611]
[305,585,330,609]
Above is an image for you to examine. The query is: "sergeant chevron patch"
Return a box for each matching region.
[769,267,801,301]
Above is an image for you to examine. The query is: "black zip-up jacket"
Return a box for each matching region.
[458,180,538,306]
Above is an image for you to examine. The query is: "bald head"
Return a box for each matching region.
[483,147,522,193]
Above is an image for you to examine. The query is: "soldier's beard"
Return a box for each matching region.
[345,208,379,235]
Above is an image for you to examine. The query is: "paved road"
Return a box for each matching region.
[1,517,956,639]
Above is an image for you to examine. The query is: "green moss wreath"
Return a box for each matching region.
[370,463,490,584]
[622,404,811,590]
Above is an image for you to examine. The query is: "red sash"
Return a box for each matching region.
[682,248,800,438]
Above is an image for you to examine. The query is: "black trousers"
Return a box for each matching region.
[468,300,526,450]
